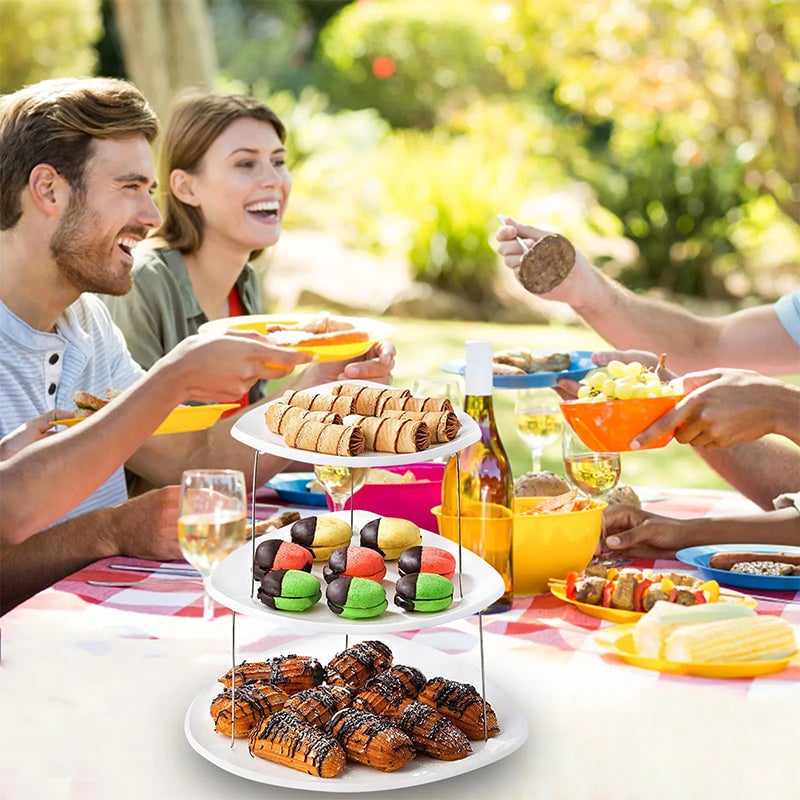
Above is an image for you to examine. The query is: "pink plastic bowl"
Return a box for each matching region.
[328,462,445,532]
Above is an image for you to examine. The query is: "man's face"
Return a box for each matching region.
[50,137,160,295]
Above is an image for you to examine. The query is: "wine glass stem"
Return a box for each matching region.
[531,450,543,473]
[202,585,215,621]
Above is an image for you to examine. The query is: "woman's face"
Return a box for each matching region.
[177,116,291,254]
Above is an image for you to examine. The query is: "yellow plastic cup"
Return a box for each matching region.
[431,503,513,600]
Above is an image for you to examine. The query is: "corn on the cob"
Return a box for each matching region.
[634,599,755,658]
[664,616,798,663]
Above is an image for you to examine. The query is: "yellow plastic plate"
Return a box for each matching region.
[197,314,395,363]
[548,581,756,624]
[594,623,798,678]
[49,404,240,435]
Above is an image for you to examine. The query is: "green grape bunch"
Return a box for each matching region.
[576,360,684,402]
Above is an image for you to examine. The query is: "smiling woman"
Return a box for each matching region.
[100,91,291,413]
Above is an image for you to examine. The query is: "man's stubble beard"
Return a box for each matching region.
[50,195,133,296]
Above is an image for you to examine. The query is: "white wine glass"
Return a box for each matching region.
[178,469,248,621]
[514,387,563,472]
[412,376,464,408]
[561,426,625,566]
[313,464,370,513]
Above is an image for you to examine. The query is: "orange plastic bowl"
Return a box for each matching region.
[560,394,685,452]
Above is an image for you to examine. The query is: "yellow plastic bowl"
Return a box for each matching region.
[512,496,605,595]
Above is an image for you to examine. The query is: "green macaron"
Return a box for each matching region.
[394,573,454,613]
[326,576,388,619]
[257,569,322,612]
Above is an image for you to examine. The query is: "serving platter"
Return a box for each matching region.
[231,380,481,466]
[198,314,394,363]
[208,510,505,633]
[49,403,240,435]
[676,544,800,592]
[442,350,594,390]
[594,623,798,678]
[184,634,528,793]
[548,581,756,624]
[265,472,327,507]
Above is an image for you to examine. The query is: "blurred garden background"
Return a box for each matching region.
[2,0,798,489]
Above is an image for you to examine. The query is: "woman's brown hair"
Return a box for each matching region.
[152,91,286,253]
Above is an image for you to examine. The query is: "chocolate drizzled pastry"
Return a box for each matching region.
[417,677,500,740]
[249,710,346,778]
[386,700,472,761]
[210,684,288,738]
[219,655,324,694]
[324,640,393,689]
[282,685,353,729]
[328,707,416,772]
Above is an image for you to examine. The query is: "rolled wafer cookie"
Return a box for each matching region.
[282,419,365,456]
[265,403,341,435]
[380,409,461,442]
[381,395,453,413]
[330,383,411,400]
[357,416,431,453]
[329,383,411,415]
[280,390,354,416]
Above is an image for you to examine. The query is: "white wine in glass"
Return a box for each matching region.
[514,388,562,472]
[313,465,370,512]
[561,426,624,566]
[178,469,247,621]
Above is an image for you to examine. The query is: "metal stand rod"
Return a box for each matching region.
[250,451,260,600]
[229,610,237,749]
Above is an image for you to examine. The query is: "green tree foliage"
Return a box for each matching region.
[495,0,799,295]
[315,0,509,129]
[0,0,101,93]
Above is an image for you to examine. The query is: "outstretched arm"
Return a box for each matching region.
[632,370,800,449]
[495,219,800,375]
[603,505,800,559]
[0,488,182,615]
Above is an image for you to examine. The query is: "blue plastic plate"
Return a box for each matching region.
[676,544,800,591]
[442,350,595,390]
[264,472,327,507]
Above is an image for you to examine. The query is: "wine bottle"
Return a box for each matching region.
[441,340,513,612]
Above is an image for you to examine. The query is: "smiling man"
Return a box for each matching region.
[0,78,317,611]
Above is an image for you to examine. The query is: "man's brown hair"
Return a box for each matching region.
[0,77,159,230]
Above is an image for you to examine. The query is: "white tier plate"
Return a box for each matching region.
[231,380,480,466]
[208,510,506,633]
[184,634,528,793]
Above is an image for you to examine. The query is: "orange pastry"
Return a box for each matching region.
[282,685,353,729]
[248,710,346,778]
[328,707,416,772]
[417,677,500,740]
[219,655,324,695]
[209,683,288,738]
[387,699,472,761]
[324,640,393,689]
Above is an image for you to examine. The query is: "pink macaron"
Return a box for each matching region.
[397,545,456,581]
[323,546,387,583]
[253,539,314,581]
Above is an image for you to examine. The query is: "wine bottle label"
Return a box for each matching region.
[464,340,493,397]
